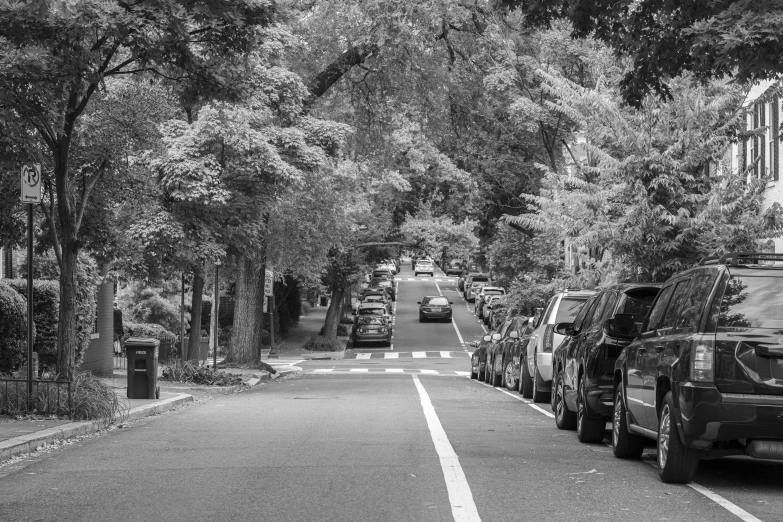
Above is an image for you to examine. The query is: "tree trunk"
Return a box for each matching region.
[322,287,346,341]
[229,254,264,363]
[56,243,79,380]
[188,263,205,362]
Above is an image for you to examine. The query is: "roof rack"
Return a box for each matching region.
[700,252,783,266]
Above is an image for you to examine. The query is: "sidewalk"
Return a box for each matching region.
[260,304,349,359]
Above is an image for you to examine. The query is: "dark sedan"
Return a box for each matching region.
[352,315,392,347]
[418,296,453,322]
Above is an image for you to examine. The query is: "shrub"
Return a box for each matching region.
[304,336,344,352]
[301,301,312,316]
[130,287,182,334]
[336,324,349,336]
[161,359,244,386]
[5,279,59,369]
[0,281,30,371]
[71,372,129,426]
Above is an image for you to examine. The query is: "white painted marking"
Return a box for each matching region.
[412,375,481,522]
[480,323,487,334]
[440,351,452,358]
[349,368,368,373]
[385,352,399,359]
[412,351,427,359]
[386,368,404,373]
[451,318,465,345]
[356,353,371,360]
[420,369,438,374]
[685,483,763,522]
[435,280,442,296]
[312,369,333,373]
[408,278,416,281]
[455,371,469,376]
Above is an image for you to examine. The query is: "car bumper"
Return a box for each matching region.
[416,270,434,275]
[421,310,452,320]
[535,352,553,382]
[354,332,390,343]
[674,382,783,450]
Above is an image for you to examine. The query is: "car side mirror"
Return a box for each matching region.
[509,331,519,339]
[554,322,574,336]
[604,313,636,338]
[491,333,501,341]
[449,301,454,305]
[482,335,492,342]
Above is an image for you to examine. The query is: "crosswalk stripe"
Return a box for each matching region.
[349,368,368,372]
[386,368,404,373]
[412,352,426,358]
[420,369,438,374]
[355,353,371,359]
[307,368,468,376]
[386,352,399,359]
[439,351,451,358]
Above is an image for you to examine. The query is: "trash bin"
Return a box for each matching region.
[125,337,160,399]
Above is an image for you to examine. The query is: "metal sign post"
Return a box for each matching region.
[212,262,220,369]
[20,164,41,410]
[265,269,277,358]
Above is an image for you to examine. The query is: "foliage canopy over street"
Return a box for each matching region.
[1,0,781,375]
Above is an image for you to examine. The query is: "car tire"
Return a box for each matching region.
[532,366,549,403]
[419,314,425,323]
[503,359,518,392]
[470,357,478,380]
[521,361,533,399]
[612,386,645,459]
[657,391,700,483]
[554,371,576,430]
[576,377,606,443]
[492,356,502,387]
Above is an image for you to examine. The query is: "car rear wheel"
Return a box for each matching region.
[612,386,645,459]
[577,377,606,443]
[503,359,517,391]
[532,366,549,403]
[657,391,700,483]
[554,371,576,430]
[470,357,478,380]
[521,361,533,398]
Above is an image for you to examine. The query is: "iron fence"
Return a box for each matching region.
[0,378,73,418]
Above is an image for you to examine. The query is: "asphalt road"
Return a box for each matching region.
[1,263,782,522]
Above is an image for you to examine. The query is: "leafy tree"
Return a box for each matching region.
[0,0,272,378]
[500,0,783,106]
[400,205,479,267]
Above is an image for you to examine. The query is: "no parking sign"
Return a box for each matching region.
[20,164,42,204]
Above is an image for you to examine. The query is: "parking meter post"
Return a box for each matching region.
[26,203,33,408]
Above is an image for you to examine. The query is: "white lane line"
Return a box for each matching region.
[386,368,404,373]
[687,483,763,522]
[412,375,481,522]
[312,369,333,373]
[479,382,556,418]
[420,369,438,374]
[435,280,443,296]
[356,353,371,360]
[455,371,469,376]
[349,368,368,373]
[451,318,465,345]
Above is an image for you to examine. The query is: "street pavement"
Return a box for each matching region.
[1,262,781,521]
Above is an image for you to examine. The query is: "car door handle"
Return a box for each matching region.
[654,345,664,353]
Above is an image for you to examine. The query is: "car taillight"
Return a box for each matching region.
[542,324,554,352]
[689,335,715,382]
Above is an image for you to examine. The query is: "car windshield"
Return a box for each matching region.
[483,289,504,295]
[359,308,385,316]
[554,298,587,323]
[364,296,383,302]
[718,275,783,329]
[358,316,385,325]
[417,261,432,266]
[423,297,449,306]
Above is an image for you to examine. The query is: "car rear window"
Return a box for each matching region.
[718,275,783,329]
[472,276,489,282]
[554,298,587,323]
[424,297,449,305]
[359,308,384,316]
[358,316,385,325]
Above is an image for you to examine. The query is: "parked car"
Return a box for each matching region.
[613,252,783,483]
[482,295,501,324]
[352,315,392,347]
[418,295,453,322]
[522,289,594,402]
[457,270,469,292]
[462,273,490,299]
[465,281,489,302]
[445,259,464,276]
[551,283,661,441]
[377,261,397,274]
[488,302,509,330]
[470,334,494,380]
[485,315,531,390]
[360,293,394,315]
[369,275,396,301]
[474,286,506,317]
[414,259,435,277]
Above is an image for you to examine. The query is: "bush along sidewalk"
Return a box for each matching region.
[160,360,245,386]
[304,336,344,352]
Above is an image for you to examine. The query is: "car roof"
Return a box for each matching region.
[557,289,596,298]
[481,286,504,291]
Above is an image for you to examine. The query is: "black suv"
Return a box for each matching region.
[613,252,783,483]
[552,283,661,442]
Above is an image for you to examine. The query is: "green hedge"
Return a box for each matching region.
[0,281,31,371]
[5,279,59,368]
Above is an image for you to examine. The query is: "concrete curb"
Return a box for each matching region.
[301,349,345,360]
[270,367,304,379]
[0,393,194,463]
